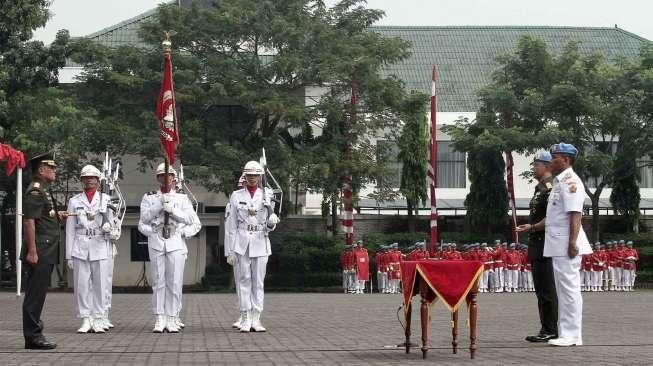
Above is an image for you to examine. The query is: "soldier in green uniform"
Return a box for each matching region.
[21,152,68,349]
[517,151,558,342]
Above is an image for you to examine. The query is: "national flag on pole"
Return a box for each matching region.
[506,151,518,243]
[156,49,179,164]
[428,65,439,254]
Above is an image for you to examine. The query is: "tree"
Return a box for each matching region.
[397,93,428,232]
[70,0,412,232]
[445,36,652,240]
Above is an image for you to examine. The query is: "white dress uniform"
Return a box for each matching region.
[65,190,120,332]
[227,186,276,331]
[138,189,201,331]
[544,166,592,344]
[224,201,243,328]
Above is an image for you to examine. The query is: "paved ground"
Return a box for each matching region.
[0,290,652,365]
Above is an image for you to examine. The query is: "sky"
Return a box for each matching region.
[33,0,653,44]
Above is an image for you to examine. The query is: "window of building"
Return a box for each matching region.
[130,228,150,262]
[375,140,466,189]
[640,158,653,188]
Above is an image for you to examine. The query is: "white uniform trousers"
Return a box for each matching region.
[149,248,186,316]
[73,257,108,318]
[507,269,519,290]
[591,270,603,289]
[615,267,623,288]
[236,250,268,312]
[233,258,242,306]
[525,270,534,291]
[623,269,634,288]
[101,249,115,313]
[479,270,489,291]
[552,256,583,341]
[606,267,615,289]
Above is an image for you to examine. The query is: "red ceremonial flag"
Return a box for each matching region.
[156,50,179,164]
[428,66,439,254]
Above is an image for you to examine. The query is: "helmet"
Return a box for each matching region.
[156,163,177,176]
[80,165,102,178]
[243,161,264,175]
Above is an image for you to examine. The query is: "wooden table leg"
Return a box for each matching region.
[451,309,459,354]
[405,302,411,354]
[419,279,429,359]
[468,291,478,359]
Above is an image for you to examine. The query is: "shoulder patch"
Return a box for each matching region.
[545,182,553,189]
[32,182,41,189]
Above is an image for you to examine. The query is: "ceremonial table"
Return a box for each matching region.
[401,260,483,359]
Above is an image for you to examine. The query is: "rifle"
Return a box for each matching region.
[176,163,199,213]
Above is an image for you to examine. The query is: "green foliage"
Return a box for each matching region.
[464,149,509,234]
[69,1,414,236]
[444,35,653,241]
[397,93,429,218]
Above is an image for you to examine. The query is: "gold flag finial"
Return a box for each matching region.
[162,30,177,51]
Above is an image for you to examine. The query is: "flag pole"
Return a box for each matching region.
[428,65,439,255]
[161,35,172,239]
[341,80,356,246]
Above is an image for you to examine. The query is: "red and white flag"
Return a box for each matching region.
[155,50,179,164]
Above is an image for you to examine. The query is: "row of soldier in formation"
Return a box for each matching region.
[580,240,639,292]
[21,153,278,350]
[339,239,640,295]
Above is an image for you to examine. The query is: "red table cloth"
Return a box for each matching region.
[401,260,483,313]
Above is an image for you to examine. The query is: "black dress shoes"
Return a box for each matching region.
[25,335,57,350]
[526,333,558,342]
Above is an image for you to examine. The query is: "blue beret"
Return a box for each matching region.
[534,150,552,163]
[550,142,578,157]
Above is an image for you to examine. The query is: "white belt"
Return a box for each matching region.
[243,224,265,232]
[75,228,104,237]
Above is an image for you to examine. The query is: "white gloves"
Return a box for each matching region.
[67,259,74,270]
[101,222,112,233]
[268,213,280,225]
[162,194,174,214]
[227,253,236,266]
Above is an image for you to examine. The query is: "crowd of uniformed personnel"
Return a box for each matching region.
[580,240,640,292]
[339,239,640,294]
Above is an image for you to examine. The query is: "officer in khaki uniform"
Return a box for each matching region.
[518,151,558,342]
[519,143,592,347]
[21,152,68,349]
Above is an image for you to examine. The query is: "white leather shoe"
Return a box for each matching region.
[175,316,185,329]
[77,317,92,333]
[548,338,582,347]
[91,318,106,333]
[232,313,244,329]
[251,310,267,332]
[105,312,114,329]
[153,315,166,333]
[239,311,252,333]
[165,316,180,333]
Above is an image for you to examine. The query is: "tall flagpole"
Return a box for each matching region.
[506,151,518,243]
[15,167,22,296]
[341,80,356,246]
[428,66,439,254]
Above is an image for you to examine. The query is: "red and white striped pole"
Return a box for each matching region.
[428,66,439,254]
[341,80,356,246]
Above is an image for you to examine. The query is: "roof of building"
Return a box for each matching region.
[83,7,651,112]
[371,26,650,111]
